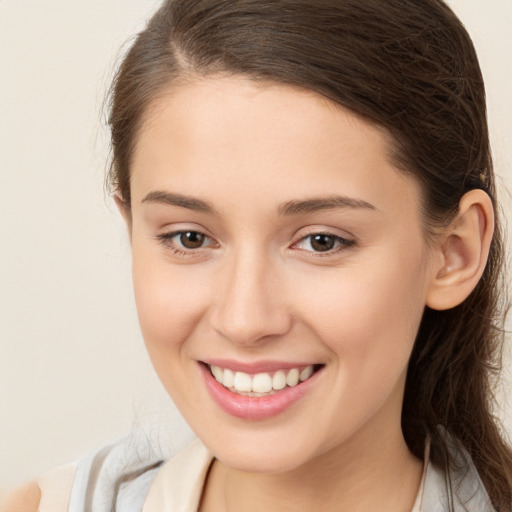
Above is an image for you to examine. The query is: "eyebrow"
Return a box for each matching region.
[278,196,377,216]
[142,190,377,216]
[142,191,219,215]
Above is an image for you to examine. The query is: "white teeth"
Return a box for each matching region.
[209,364,317,395]
[286,368,300,387]
[272,370,287,390]
[211,365,223,383]
[252,373,273,393]
[223,368,235,388]
[300,365,313,382]
[234,372,252,392]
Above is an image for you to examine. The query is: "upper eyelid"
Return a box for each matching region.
[157,224,216,240]
[296,232,352,242]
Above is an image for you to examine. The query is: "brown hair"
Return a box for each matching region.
[107,0,512,508]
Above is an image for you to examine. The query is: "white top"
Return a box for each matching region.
[37,435,495,512]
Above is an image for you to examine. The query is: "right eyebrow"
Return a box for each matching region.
[141,191,219,215]
[278,195,377,216]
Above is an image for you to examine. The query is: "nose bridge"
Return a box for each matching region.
[211,244,291,345]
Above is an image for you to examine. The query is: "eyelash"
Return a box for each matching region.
[156,230,355,257]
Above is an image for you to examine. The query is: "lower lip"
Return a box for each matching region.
[199,363,322,420]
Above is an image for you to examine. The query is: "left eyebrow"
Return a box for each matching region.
[278,195,378,216]
[141,191,219,215]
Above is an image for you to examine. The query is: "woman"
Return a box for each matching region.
[5,0,511,510]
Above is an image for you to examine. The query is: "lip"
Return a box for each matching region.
[199,361,323,420]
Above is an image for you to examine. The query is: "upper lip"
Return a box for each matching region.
[200,359,322,374]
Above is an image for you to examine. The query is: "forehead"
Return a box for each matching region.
[130,76,420,218]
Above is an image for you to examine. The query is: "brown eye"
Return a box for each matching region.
[310,234,336,252]
[293,232,355,254]
[179,231,206,249]
[156,229,216,255]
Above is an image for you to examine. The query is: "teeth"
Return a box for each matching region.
[286,368,299,387]
[223,369,235,388]
[300,365,313,381]
[272,370,287,390]
[211,365,223,383]
[233,372,252,392]
[209,364,316,395]
[252,373,273,393]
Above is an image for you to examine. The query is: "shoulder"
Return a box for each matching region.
[421,431,496,512]
[0,434,196,512]
[62,434,167,512]
[0,481,41,512]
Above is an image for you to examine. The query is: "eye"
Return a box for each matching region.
[293,233,355,253]
[175,231,207,249]
[156,230,216,253]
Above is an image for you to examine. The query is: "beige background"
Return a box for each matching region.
[0,0,511,493]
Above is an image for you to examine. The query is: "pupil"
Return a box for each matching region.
[311,234,335,252]
[180,231,205,249]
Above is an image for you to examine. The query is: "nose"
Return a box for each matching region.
[209,248,292,347]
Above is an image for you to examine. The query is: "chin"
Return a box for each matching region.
[195,424,325,474]
[217,445,313,474]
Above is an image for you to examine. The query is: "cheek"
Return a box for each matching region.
[294,246,429,373]
[291,248,429,441]
[131,245,210,357]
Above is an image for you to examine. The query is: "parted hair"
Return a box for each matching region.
[106,0,512,509]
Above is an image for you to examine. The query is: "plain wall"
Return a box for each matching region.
[0,0,511,492]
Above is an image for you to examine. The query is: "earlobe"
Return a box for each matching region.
[426,189,494,311]
[114,193,132,232]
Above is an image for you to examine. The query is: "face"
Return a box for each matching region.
[128,76,435,473]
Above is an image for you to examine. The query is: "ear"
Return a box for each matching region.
[114,193,132,232]
[426,189,494,311]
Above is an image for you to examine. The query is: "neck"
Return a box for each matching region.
[201,420,424,512]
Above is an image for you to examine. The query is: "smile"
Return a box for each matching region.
[208,364,316,396]
[200,361,324,420]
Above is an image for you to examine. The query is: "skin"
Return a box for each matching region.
[119,76,493,512]
[0,483,41,512]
